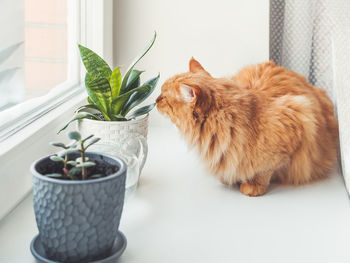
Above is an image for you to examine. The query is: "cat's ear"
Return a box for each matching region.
[180,83,200,103]
[189,57,211,76]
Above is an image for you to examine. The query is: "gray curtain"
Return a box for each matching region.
[270,0,350,193]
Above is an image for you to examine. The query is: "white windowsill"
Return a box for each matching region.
[0,125,350,263]
[0,89,87,220]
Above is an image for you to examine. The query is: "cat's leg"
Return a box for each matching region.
[240,171,273,197]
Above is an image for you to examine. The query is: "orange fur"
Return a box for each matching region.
[157,58,339,196]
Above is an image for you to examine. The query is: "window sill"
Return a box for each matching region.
[1,125,350,263]
[0,89,87,220]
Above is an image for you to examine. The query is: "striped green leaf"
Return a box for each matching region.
[58,112,102,134]
[127,103,156,119]
[119,32,156,94]
[78,44,111,80]
[125,69,144,92]
[110,67,122,98]
[111,84,153,115]
[85,73,112,120]
[121,73,160,115]
[75,104,101,113]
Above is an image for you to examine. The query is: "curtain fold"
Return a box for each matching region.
[270,0,350,193]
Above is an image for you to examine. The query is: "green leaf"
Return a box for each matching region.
[68,131,81,141]
[69,167,81,176]
[45,173,63,178]
[87,97,94,104]
[85,137,101,149]
[110,67,122,98]
[111,84,153,115]
[121,73,160,115]
[113,115,128,121]
[50,155,64,162]
[127,103,156,119]
[58,112,102,134]
[57,148,79,158]
[125,69,143,92]
[85,74,112,120]
[67,160,77,166]
[75,157,89,163]
[67,141,78,149]
[90,174,103,179]
[50,142,68,149]
[119,32,156,94]
[76,162,96,168]
[82,135,94,143]
[75,104,102,113]
[78,44,111,80]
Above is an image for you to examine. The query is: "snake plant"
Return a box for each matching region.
[59,32,159,133]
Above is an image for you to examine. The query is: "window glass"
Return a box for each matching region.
[0,0,72,112]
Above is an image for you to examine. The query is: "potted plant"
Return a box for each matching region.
[30,131,127,263]
[59,32,160,171]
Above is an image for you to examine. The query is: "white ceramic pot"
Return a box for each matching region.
[77,114,149,171]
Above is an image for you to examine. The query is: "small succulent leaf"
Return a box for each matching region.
[75,104,101,113]
[58,112,101,133]
[121,73,160,115]
[82,135,94,143]
[125,69,143,92]
[50,155,64,162]
[69,166,82,175]
[110,67,122,98]
[85,73,112,119]
[76,162,96,168]
[45,173,63,178]
[78,44,112,80]
[87,96,94,104]
[67,141,78,148]
[49,142,68,149]
[0,42,23,65]
[90,174,103,179]
[75,157,89,163]
[68,131,81,141]
[67,160,77,166]
[120,32,156,94]
[111,84,152,115]
[127,103,156,119]
[57,148,79,158]
[85,137,101,149]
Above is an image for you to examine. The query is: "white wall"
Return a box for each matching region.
[113,0,269,125]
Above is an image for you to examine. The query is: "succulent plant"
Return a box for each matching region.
[47,131,101,180]
[59,32,159,133]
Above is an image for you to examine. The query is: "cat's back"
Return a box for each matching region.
[232,61,315,98]
[231,61,338,184]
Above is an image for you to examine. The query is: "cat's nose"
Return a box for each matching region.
[156,95,164,103]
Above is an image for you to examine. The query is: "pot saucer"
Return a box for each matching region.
[30,231,127,263]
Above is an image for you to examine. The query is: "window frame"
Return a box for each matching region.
[0,0,114,221]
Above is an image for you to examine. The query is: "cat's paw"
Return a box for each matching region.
[240,182,267,197]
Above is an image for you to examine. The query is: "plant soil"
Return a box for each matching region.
[37,156,119,181]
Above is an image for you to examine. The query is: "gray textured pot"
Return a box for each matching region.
[31,152,126,263]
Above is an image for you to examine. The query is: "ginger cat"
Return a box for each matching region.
[157,58,338,196]
[156,58,338,196]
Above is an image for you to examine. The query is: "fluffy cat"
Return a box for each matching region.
[156,58,338,196]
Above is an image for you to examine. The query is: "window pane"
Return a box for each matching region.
[0,0,73,112]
